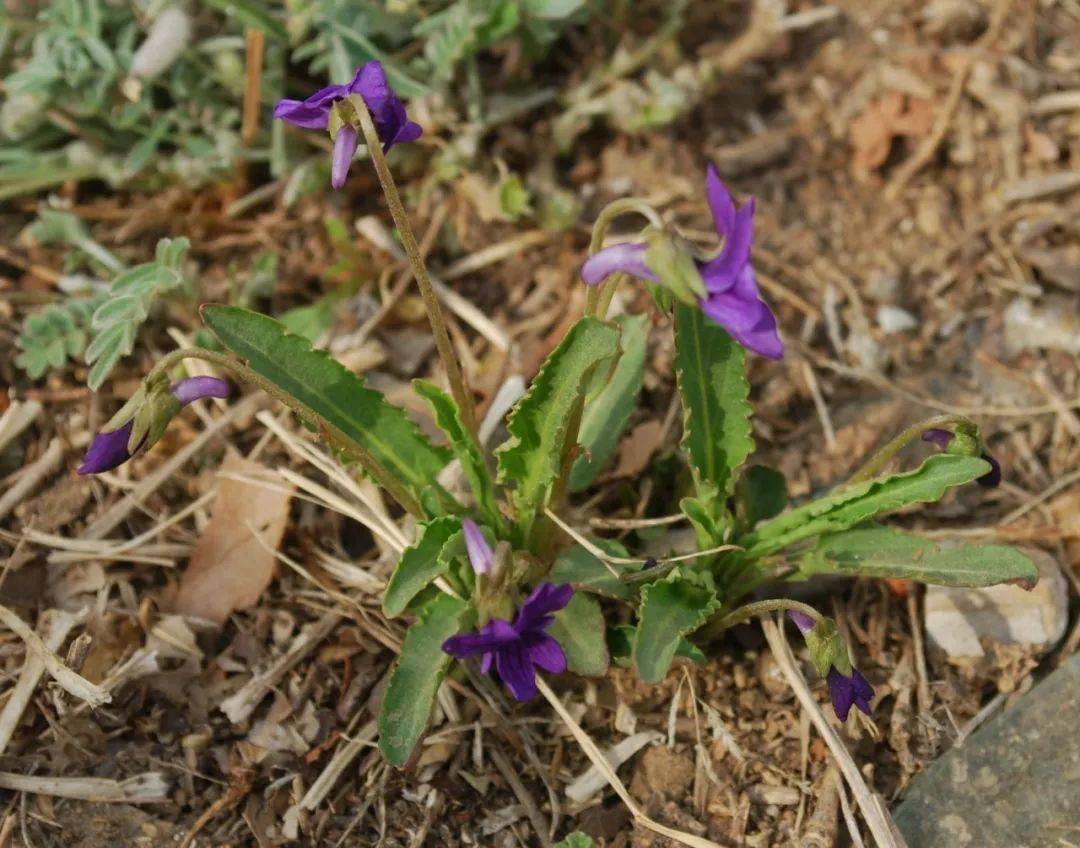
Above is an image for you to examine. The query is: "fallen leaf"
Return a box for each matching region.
[174,454,294,625]
[850,92,934,173]
[611,420,664,480]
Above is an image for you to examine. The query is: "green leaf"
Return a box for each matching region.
[549,543,635,600]
[548,592,609,677]
[383,517,463,618]
[378,593,470,767]
[554,834,595,848]
[16,294,103,379]
[746,454,992,556]
[496,317,619,531]
[84,237,189,390]
[202,305,452,512]
[674,303,753,496]
[797,525,1038,588]
[610,624,705,669]
[200,0,287,40]
[735,465,787,529]
[633,570,720,684]
[277,299,336,343]
[413,380,500,527]
[570,314,648,491]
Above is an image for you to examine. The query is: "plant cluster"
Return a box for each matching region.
[75,62,1037,772]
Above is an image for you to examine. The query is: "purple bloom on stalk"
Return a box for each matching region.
[826,668,875,722]
[78,377,230,475]
[462,518,494,575]
[581,165,783,360]
[273,61,421,189]
[922,428,1001,488]
[442,583,573,701]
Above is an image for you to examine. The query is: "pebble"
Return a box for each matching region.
[875,304,919,334]
[924,548,1067,658]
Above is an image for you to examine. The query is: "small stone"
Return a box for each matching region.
[876,304,919,334]
[895,653,1080,847]
[747,783,801,806]
[924,548,1067,658]
[629,745,696,804]
[755,652,788,697]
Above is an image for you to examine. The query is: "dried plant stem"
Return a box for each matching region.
[842,414,975,487]
[760,616,904,848]
[536,677,722,848]
[356,109,477,435]
[147,347,424,517]
[0,771,168,804]
[0,605,109,708]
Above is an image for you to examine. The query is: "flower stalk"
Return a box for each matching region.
[355,107,478,437]
[841,413,978,488]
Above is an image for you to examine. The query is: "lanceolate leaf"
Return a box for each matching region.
[570,313,648,491]
[202,305,452,512]
[548,592,609,676]
[674,303,753,496]
[383,517,463,618]
[633,570,720,684]
[413,380,500,527]
[797,525,1038,588]
[496,317,619,531]
[378,593,470,767]
[745,454,992,556]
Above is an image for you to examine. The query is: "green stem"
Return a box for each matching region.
[355,107,478,437]
[841,414,976,489]
[147,348,424,517]
[584,198,663,318]
[701,598,821,641]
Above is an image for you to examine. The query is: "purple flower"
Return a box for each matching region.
[462,518,494,575]
[581,165,783,360]
[921,428,1001,488]
[79,377,230,475]
[442,583,573,701]
[787,610,815,633]
[274,61,422,189]
[826,667,875,722]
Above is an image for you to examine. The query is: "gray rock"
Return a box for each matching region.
[894,653,1080,847]
[924,548,1068,658]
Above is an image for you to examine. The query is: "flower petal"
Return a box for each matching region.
[851,669,875,716]
[331,125,358,190]
[514,583,574,634]
[78,421,139,475]
[705,164,736,240]
[496,642,537,701]
[273,83,347,130]
[978,452,1002,488]
[581,242,655,286]
[826,667,857,721]
[442,619,517,659]
[526,633,567,675]
[699,287,784,360]
[787,610,815,633]
[921,428,954,450]
[170,376,230,406]
[352,61,422,152]
[701,198,754,284]
[462,519,494,575]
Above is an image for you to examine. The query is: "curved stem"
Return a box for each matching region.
[841,414,976,489]
[584,198,663,318]
[355,108,477,437]
[707,598,822,636]
[147,347,424,517]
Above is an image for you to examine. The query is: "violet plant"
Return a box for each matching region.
[80,61,1038,766]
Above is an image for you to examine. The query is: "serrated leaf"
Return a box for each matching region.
[413,380,499,527]
[554,833,596,848]
[611,624,707,670]
[383,517,463,618]
[549,543,635,600]
[745,454,992,556]
[633,571,720,684]
[548,592,609,676]
[496,317,619,533]
[378,593,470,766]
[202,305,452,512]
[674,303,753,496]
[797,525,1038,588]
[570,313,648,491]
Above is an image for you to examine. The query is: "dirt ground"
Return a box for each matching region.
[0,1,1077,845]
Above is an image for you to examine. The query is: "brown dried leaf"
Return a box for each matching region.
[174,454,293,625]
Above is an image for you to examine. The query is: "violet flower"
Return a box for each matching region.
[582,165,783,360]
[442,583,572,701]
[922,428,1001,488]
[462,518,494,575]
[79,377,230,475]
[788,610,874,722]
[273,61,422,189]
